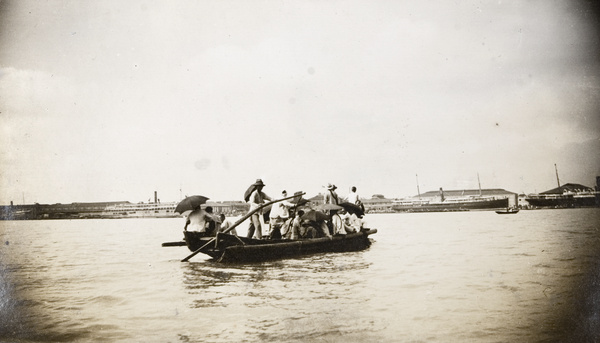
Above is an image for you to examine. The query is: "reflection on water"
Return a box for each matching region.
[182,253,373,313]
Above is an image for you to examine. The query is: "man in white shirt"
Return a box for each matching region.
[247,179,272,239]
[344,186,360,204]
[324,183,340,204]
[217,213,238,236]
[269,190,292,220]
[330,209,355,235]
[269,190,293,238]
[184,206,219,233]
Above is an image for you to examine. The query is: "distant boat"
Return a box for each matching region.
[102,201,180,218]
[495,208,520,214]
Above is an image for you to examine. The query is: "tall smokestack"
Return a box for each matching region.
[154,191,158,204]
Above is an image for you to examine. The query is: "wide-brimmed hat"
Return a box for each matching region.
[324,183,337,190]
[253,179,265,187]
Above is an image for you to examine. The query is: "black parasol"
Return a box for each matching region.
[339,202,365,217]
[301,210,329,222]
[293,198,310,207]
[318,203,343,211]
[174,195,209,215]
[244,179,266,202]
[290,191,310,207]
[243,185,257,202]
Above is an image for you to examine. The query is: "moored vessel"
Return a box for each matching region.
[393,186,510,212]
[102,201,180,218]
[393,196,509,212]
[525,185,599,208]
[524,166,599,209]
[393,174,513,213]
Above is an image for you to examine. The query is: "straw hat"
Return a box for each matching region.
[325,183,337,190]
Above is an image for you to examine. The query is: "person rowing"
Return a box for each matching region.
[245,179,272,239]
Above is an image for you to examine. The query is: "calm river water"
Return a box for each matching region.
[1,209,599,342]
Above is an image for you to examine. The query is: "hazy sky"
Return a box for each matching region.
[1,1,599,204]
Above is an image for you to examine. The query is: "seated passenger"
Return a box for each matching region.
[280,216,294,239]
[330,209,355,235]
[203,206,222,236]
[290,210,306,240]
[340,209,361,232]
[218,213,238,236]
[184,206,219,235]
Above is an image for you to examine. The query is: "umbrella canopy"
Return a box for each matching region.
[339,202,365,217]
[243,185,257,202]
[175,195,209,214]
[244,179,266,201]
[286,191,308,207]
[293,198,310,207]
[301,210,329,222]
[318,203,343,211]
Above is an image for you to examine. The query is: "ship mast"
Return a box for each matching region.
[416,174,421,199]
[477,173,482,196]
[554,163,561,188]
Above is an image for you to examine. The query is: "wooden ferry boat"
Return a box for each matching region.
[181,229,377,263]
[166,192,377,263]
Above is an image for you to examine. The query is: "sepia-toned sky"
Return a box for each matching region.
[1,1,599,204]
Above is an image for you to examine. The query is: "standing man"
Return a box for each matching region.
[246,179,272,239]
[344,186,364,212]
[269,190,293,239]
[323,183,340,205]
[345,186,360,204]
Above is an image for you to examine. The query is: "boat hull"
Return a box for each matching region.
[183,229,377,263]
[495,209,520,214]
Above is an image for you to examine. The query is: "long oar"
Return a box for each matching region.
[181,192,305,262]
[162,241,187,247]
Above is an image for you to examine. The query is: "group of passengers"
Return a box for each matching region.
[183,178,365,240]
[245,179,365,240]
